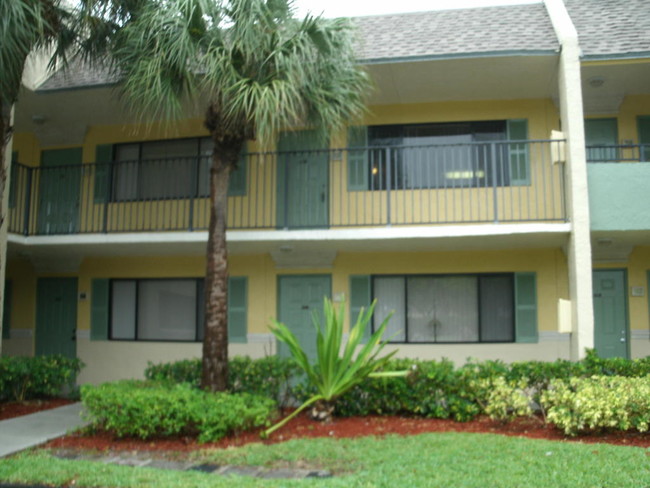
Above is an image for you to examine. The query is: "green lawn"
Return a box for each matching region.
[1,433,648,487]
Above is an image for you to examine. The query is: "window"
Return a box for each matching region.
[372,274,514,343]
[111,137,247,201]
[348,120,529,190]
[109,277,247,342]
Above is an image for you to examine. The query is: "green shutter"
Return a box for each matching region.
[638,116,650,162]
[228,277,247,343]
[514,272,538,343]
[507,119,529,186]
[91,279,110,340]
[94,144,113,203]
[2,281,12,340]
[348,126,368,191]
[228,146,247,196]
[350,275,372,342]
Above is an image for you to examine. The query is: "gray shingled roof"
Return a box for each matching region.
[565,0,650,59]
[36,0,649,92]
[353,3,559,63]
[38,59,118,91]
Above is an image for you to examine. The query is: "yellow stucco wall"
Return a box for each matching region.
[585,94,650,146]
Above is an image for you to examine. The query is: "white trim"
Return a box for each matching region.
[539,331,571,342]
[8,223,571,248]
[630,330,650,340]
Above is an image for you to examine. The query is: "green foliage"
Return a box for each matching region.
[330,358,480,421]
[265,299,408,435]
[81,380,275,443]
[542,375,650,435]
[144,356,299,404]
[0,355,83,402]
[479,377,533,422]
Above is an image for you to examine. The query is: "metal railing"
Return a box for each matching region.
[8,139,567,236]
[586,144,650,163]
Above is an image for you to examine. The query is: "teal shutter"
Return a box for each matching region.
[228,277,247,343]
[638,116,650,162]
[2,281,12,340]
[348,126,368,191]
[507,119,529,186]
[94,144,113,203]
[91,279,110,340]
[350,275,372,342]
[514,272,537,343]
[228,147,247,196]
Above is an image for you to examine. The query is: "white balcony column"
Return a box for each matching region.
[544,0,594,360]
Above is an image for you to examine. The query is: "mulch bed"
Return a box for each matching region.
[44,412,650,452]
[0,399,74,421]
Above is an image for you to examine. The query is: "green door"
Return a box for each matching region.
[36,278,78,359]
[593,270,628,359]
[38,148,82,234]
[277,131,329,229]
[277,275,331,361]
[584,118,618,162]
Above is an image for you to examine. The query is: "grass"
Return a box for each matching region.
[0,433,648,487]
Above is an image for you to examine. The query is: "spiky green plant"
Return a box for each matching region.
[264,299,407,437]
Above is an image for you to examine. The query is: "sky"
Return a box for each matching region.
[293,0,539,18]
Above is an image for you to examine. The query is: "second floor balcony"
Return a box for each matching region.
[8,140,567,237]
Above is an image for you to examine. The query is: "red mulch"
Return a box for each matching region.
[0,399,75,421]
[44,411,650,452]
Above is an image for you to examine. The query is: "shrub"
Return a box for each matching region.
[144,356,300,404]
[479,377,533,422]
[0,355,83,402]
[324,358,481,421]
[81,380,275,442]
[542,375,650,435]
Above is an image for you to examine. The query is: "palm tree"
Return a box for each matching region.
[0,1,74,348]
[81,0,369,391]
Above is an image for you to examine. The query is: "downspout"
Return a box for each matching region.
[544,0,594,359]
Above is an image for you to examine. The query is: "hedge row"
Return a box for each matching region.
[0,355,83,402]
[81,381,276,442]
[145,356,299,404]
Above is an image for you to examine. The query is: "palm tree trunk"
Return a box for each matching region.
[201,149,231,392]
[0,103,10,354]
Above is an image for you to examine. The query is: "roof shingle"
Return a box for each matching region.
[564,0,650,59]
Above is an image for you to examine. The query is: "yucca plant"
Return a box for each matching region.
[264,298,407,437]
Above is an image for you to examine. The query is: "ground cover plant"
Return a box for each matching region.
[2,432,649,487]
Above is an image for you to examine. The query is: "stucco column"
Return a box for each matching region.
[544,0,594,359]
[0,107,14,354]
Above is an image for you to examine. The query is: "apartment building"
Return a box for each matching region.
[2,0,649,384]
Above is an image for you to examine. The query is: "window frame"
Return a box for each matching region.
[110,136,247,202]
[371,272,516,344]
[108,278,204,343]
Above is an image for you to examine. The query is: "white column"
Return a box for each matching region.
[544,0,594,359]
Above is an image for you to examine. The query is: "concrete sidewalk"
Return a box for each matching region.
[0,403,87,458]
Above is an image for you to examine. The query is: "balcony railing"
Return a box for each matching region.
[8,140,567,236]
[586,144,650,163]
